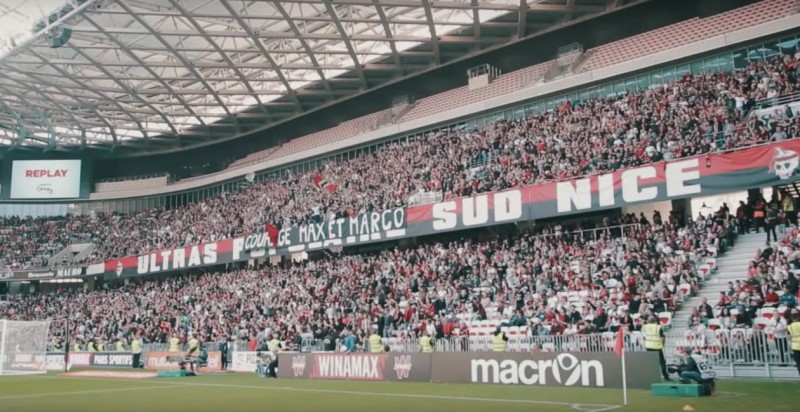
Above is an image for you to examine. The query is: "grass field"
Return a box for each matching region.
[0,373,795,412]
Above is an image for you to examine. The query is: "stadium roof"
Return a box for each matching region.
[0,0,631,154]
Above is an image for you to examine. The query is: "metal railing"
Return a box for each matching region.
[467,63,501,80]
[97,172,171,183]
[227,338,328,354]
[752,91,800,112]
[354,329,794,368]
[407,191,444,206]
[371,334,645,354]
[527,223,640,242]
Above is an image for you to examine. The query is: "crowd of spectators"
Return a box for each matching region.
[690,233,800,324]
[686,194,800,332]
[674,195,800,365]
[1,51,799,356]
[1,210,734,349]
[1,53,799,270]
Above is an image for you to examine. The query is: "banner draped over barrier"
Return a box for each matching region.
[405,140,800,234]
[99,140,800,280]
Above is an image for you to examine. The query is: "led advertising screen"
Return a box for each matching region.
[10,159,82,199]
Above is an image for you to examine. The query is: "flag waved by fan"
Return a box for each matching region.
[312,174,338,193]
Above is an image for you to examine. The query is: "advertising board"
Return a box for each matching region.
[276,353,430,383]
[91,352,134,368]
[430,352,660,389]
[231,351,259,373]
[0,266,88,283]
[275,351,659,389]
[144,351,222,372]
[10,159,82,199]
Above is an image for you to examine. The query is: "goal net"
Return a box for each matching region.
[0,320,51,376]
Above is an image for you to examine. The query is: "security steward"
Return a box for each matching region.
[643,316,671,381]
[678,349,717,396]
[187,334,200,356]
[368,327,383,353]
[168,334,182,352]
[419,331,434,353]
[492,327,508,352]
[131,334,143,369]
[788,311,800,377]
[267,335,281,354]
[266,339,281,378]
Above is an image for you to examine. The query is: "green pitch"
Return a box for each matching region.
[0,374,794,412]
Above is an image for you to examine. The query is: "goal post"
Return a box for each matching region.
[0,319,51,376]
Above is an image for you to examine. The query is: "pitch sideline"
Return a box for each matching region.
[0,384,184,401]
[26,375,621,412]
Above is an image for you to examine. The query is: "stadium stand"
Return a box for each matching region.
[94,175,170,194]
[673,218,800,364]
[579,0,798,72]
[1,0,800,367]
[1,213,731,349]
[211,0,799,173]
[399,62,552,123]
[3,46,800,269]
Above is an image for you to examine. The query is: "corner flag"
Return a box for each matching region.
[615,327,628,406]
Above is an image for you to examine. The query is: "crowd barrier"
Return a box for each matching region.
[29,330,792,377]
[275,351,661,389]
[371,330,795,367]
[665,329,795,366]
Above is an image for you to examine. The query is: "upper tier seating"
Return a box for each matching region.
[223,0,799,171]
[2,49,799,269]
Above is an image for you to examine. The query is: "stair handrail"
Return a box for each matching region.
[751,91,800,113]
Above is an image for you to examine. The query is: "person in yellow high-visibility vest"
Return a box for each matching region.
[266,339,281,378]
[788,311,800,377]
[368,326,383,353]
[267,337,281,353]
[643,316,670,380]
[492,327,508,352]
[168,334,182,352]
[419,331,434,353]
[187,334,200,356]
[130,335,142,369]
[780,190,796,226]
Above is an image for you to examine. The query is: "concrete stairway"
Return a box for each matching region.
[672,233,765,331]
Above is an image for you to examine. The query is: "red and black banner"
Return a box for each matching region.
[404,140,800,235]
[103,140,800,280]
